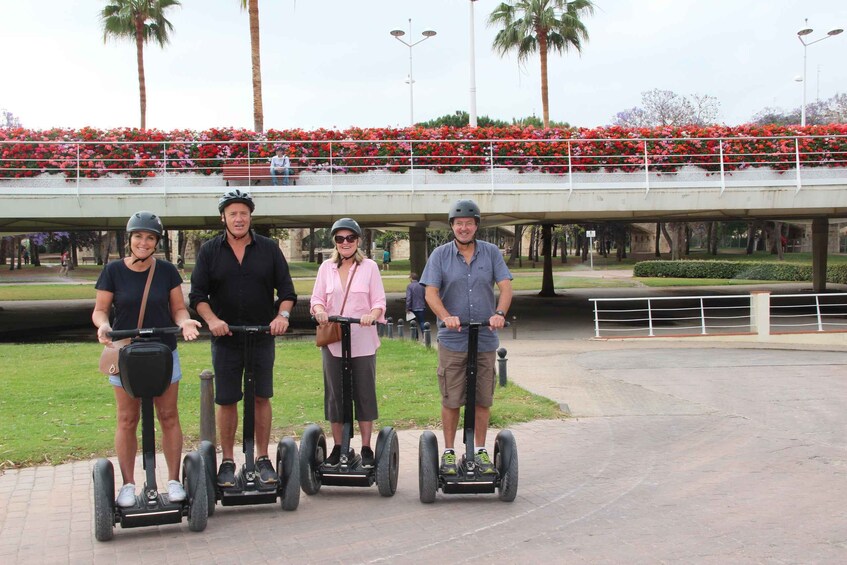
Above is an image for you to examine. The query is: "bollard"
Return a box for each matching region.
[423,321,432,348]
[497,348,508,387]
[397,319,405,339]
[199,369,216,443]
[387,317,394,339]
[377,322,385,338]
[511,316,518,340]
[410,320,418,341]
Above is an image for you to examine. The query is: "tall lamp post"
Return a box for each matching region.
[391,19,437,126]
[797,21,842,126]
[469,0,479,127]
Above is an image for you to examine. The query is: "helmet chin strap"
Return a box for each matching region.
[130,250,155,264]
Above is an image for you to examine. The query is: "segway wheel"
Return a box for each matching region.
[299,424,326,495]
[199,440,217,516]
[418,431,439,503]
[494,430,519,502]
[375,426,399,497]
[182,451,209,532]
[276,436,301,511]
[92,458,115,542]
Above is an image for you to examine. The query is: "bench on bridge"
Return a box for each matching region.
[222,163,298,187]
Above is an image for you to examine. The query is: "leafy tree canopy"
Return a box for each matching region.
[611,89,720,127]
[417,110,570,129]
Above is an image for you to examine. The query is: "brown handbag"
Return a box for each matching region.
[99,260,156,375]
[315,263,357,347]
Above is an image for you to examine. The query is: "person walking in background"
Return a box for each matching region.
[405,272,426,330]
[382,247,391,271]
[59,249,70,276]
[420,199,513,477]
[189,189,297,488]
[310,218,386,468]
[92,211,201,508]
[270,146,292,187]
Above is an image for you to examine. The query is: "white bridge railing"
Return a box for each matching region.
[589,291,847,338]
[2,135,847,195]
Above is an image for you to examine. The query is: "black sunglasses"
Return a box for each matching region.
[334,234,359,244]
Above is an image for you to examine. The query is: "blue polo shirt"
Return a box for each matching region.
[420,239,512,352]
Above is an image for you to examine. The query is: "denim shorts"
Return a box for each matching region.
[109,348,182,387]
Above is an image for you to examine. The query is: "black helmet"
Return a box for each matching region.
[126,211,163,238]
[448,199,481,224]
[330,218,362,238]
[218,189,255,213]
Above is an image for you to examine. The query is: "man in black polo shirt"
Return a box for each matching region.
[189,189,296,487]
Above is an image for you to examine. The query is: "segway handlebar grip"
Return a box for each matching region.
[108,326,182,339]
[227,325,271,334]
[437,320,510,329]
[310,316,363,325]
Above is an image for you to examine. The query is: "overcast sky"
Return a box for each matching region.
[1,1,845,131]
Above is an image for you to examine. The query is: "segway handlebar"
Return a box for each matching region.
[310,316,362,325]
[108,326,182,340]
[437,320,511,329]
[228,325,271,334]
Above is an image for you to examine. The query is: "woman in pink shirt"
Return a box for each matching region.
[310,218,386,468]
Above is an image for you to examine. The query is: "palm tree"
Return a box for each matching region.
[488,0,595,129]
[101,0,181,131]
[240,0,264,133]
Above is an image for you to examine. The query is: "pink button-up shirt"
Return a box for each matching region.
[310,258,387,358]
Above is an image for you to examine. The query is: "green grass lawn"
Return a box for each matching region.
[0,339,561,469]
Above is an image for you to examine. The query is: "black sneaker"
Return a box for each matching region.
[217,459,236,487]
[256,456,279,485]
[361,446,375,468]
[440,450,458,476]
[325,445,341,466]
[474,449,497,475]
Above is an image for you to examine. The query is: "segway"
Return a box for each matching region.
[198,325,300,513]
[92,327,208,541]
[300,316,399,497]
[418,320,518,503]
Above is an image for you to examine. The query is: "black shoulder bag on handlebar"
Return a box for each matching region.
[98,260,156,376]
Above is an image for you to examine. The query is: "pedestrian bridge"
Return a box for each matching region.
[2,135,847,231]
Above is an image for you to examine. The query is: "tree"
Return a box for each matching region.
[239,0,264,132]
[101,0,181,131]
[489,0,595,129]
[1,108,21,128]
[750,93,847,126]
[612,89,720,127]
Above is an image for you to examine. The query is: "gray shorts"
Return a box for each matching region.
[437,346,496,409]
[321,349,378,422]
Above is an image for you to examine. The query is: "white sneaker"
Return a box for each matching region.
[116,483,137,508]
[167,480,186,502]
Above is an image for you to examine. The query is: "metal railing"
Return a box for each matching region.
[2,135,846,193]
[589,292,847,338]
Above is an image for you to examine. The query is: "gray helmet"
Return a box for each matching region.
[126,211,163,239]
[330,218,362,237]
[448,199,481,224]
[218,189,255,213]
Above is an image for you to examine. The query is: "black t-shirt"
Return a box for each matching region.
[95,259,183,350]
[189,231,297,348]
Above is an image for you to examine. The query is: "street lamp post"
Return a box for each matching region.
[469,0,479,128]
[796,21,843,126]
[391,19,437,127]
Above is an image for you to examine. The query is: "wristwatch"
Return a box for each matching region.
[494,310,506,317]
[278,311,290,319]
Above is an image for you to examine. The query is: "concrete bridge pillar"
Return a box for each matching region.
[409,226,427,277]
[812,217,829,292]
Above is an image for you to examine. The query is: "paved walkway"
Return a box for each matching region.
[1,288,846,563]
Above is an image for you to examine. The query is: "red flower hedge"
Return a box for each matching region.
[1,124,846,180]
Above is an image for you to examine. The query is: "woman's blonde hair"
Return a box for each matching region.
[331,246,365,266]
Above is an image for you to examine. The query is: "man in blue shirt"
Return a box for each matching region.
[420,199,513,476]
